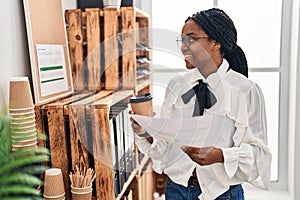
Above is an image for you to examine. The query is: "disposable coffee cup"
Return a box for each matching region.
[9,77,34,110]
[9,109,34,115]
[44,168,65,198]
[10,118,36,125]
[12,144,37,152]
[129,93,153,116]
[12,140,38,148]
[11,132,37,139]
[12,136,37,143]
[44,193,65,200]
[10,112,35,120]
[12,124,36,132]
[71,185,92,200]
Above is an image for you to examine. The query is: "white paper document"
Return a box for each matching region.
[36,44,68,96]
[131,113,235,147]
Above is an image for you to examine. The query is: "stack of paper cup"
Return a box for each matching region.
[71,185,92,200]
[9,77,37,151]
[44,168,66,200]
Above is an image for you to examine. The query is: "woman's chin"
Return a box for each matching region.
[185,62,195,70]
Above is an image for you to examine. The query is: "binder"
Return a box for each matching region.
[122,107,131,180]
[124,107,135,176]
[109,115,120,197]
[110,104,126,190]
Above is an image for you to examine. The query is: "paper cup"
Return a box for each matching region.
[44,168,65,198]
[10,118,36,125]
[9,109,34,115]
[71,185,92,200]
[11,124,36,132]
[11,128,37,135]
[9,77,34,109]
[129,93,153,116]
[12,144,37,152]
[11,127,37,134]
[43,193,65,200]
[12,136,37,143]
[10,115,35,121]
[10,113,35,120]
[12,140,37,147]
[11,132,37,139]
[9,106,34,112]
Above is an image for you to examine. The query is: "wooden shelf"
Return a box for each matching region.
[137,79,151,93]
[63,7,152,200]
[89,7,150,18]
[92,90,134,107]
[115,155,150,200]
[115,169,138,200]
[135,7,150,19]
[137,155,151,174]
[69,90,113,107]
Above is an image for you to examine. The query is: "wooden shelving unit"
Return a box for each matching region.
[65,7,151,94]
[35,6,153,200]
[137,79,151,93]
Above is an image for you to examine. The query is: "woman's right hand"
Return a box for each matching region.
[129,110,154,143]
[129,110,147,135]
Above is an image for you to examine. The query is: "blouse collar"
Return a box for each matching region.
[206,59,229,89]
[189,59,229,89]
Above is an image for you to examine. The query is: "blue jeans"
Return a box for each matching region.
[165,176,244,200]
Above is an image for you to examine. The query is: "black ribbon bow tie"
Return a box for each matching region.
[181,79,217,116]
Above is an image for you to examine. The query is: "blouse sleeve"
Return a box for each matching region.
[133,79,177,173]
[221,83,272,189]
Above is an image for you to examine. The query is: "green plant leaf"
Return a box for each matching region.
[0,197,34,200]
[9,147,50,159]
[18,165,48,175]
[0,115,12,158]
[0,115,10,133]
[0,155,49,176]
[0,173,43,186]
[0,197,40,200]
[0,185,41,196]
[0,148,49,168]
[0,110,50,199]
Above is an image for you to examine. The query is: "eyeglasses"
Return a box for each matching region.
[176,35,209,48]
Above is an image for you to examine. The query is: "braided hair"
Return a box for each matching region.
[186,8,248,77]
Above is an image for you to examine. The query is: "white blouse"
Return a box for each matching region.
[134,59,272,200]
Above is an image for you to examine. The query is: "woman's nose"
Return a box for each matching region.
[181,44,189,53]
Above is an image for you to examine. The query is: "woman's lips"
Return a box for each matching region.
[184,54,193,59]
[184,54,193,63]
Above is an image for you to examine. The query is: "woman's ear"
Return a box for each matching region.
[213,41,221,51]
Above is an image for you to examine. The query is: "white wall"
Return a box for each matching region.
[62,0,77,10]
[0,0,31,110]
[0,0,77,110]
[289,0,300,199]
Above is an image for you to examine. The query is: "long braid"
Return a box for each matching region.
[186,8,248,77]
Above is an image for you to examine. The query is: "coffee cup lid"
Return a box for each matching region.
[129,93,152,103]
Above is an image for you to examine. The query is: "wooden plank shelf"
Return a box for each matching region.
[80,7,149,19]
[65,7,151,92]
[35,90,114,200]
[115,155,150,200]
[92,90,134,107]
[33,7,154,200]
[137,79,151,94]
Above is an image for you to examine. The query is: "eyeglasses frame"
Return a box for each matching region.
[176,35,209,48]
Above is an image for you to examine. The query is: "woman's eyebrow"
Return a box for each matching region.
[182,32,198,36]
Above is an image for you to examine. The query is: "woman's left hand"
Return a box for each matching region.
[181,146,224,166]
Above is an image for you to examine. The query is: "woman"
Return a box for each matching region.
[132,8,271,200]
